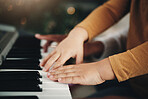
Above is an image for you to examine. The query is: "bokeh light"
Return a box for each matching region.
[7,4,13,11]
[20,17,27,25]
[16,0,24,6]
[0,0,104,34]
[67,7,75,15]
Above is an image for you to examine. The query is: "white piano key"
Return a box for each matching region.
[41,82,69,89]
[0,89,71,96]
[37,95,71,99]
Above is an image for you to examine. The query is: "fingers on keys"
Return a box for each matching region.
[47,65,81,84]
[40,50,56,67]
[40,50,71,72]
[42,51,60,72]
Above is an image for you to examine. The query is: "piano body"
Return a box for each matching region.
[0,25,72,99]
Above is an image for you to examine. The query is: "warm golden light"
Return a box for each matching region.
[67,7,75,15]
[35,0,40,2]
[16,0,24,6]
[7,5,13,11]
[21,17,27,25]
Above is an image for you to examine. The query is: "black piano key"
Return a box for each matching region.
[3,59,40,64]
[1,59,41,70]
[9,49,40,54]
[0,77,42,84]
[2,64,39,67]
[0,64,42,70]
[9,48,41,54]
[0,71,42,78]
[0,71,41,75]
[0,84,42,92]
[0,76,41,83]
[13,43,41,48]
[0,96,39,99]
[14,36,41,48]
[2,62,39,66]
[10,47,41,52]
[12,44,41,49]
[6,54,41,59]
[9,50,40,55]
[0,79,42,85]
[8,36,41,59]
[0,65,42,70]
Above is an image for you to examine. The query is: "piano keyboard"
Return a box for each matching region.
[0,28,72,99]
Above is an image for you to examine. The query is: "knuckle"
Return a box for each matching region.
[70,77,74,83]
[70,65,75,68]
[62,73,66,77]
[43,57,48,62]
[66,72,72,77]
[77,70,82,75]
[55,71,60,74]
[57,73,62,77]
[52,65,59,70]
[72,65,77,69]
[64,78,69,83]
[77,71,81,75]
[55,74,58,78]
[56,59,63,64]
[50,55,57,60]
[62,78,65,82]
[61,70,65,74]
[44,64,50,70]
[46,60,52,66]
[55,62,63,67]
[65,73,68,77]
[59,66,65,70]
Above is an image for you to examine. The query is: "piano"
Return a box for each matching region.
[0,24,72,99]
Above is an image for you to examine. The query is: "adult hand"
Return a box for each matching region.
[40,27,88,72]
[35,34,67,52]
[47,58,115,85]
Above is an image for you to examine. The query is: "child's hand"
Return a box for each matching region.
[40,27,88,72]
[47,58,115,85]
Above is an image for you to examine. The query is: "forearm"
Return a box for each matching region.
[109,41,148,82]
[68,27,88,43]
[77,0,130,41]
[96,58,115,81]
[91,13,129,60]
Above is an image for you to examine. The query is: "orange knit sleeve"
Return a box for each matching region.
[76,0,130,41]
[109,41,148,82]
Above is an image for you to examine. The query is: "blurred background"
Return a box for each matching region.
[0,0,107,35]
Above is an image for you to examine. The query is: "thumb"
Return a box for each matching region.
[76,51,83,64]
[35,34,49,40]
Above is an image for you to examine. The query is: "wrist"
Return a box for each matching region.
[68,27,88,42]
[96,58,115,81]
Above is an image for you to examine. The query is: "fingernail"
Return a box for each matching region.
[35,34,40,37]
[58,78,62,81]
[50,75,53,78]
[39,64,43,67]
[50,70,55,72]
[39,63,43,67]
[47,73,50,76]
[43,68,46,71]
